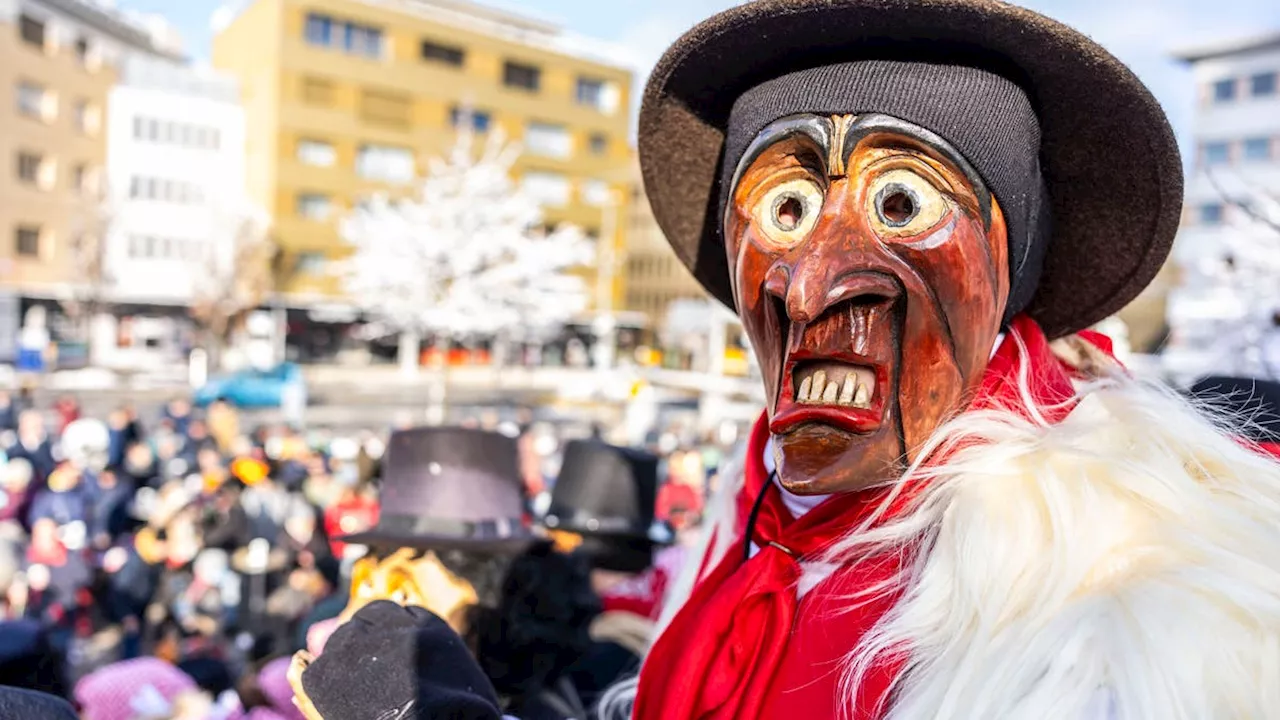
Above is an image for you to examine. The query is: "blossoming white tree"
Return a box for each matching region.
[338,126,594,398]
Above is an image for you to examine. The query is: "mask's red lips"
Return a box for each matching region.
[771,353,888,435]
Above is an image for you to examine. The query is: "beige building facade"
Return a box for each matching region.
[0,0,175,298]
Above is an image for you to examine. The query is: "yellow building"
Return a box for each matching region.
[0,0,174,298]
[212,0,634,308]
[623,172,709,322]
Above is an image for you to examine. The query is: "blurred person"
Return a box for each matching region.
[52,394,80,436]
[120,442,161,489]
[27,464,91,564]
[470,543,600,720]
[542,441,672,708]
[208,399,240,455]
[302,427,535,653]
[232,655,306,720]
[279,495,331,571]
[163,397,194,438]
[87,468,135,549]
[0,619,68,698]
[0,390,17,433]
[74,656,200,720]
[201,479,251,553]
[8,410,55,485]
[294,554,345,653]
[106,408,144,471]
[0,457,36,526]
[655,450,707,534]
[322,482,378,561]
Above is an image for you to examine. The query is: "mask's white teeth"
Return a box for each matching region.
[854,383,870,407]
[797,376,812,403]
[811,370,827,403]
[839,375,855,404]
[822,380,838,404]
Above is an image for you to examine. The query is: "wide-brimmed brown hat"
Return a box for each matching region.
[638,0,1183,339]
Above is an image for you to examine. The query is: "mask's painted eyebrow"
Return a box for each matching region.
[729,115,833,196]
[842,113,992,229]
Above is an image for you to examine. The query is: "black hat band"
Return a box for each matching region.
[375,514,531,540]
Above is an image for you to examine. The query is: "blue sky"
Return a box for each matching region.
[118,0,1280,150]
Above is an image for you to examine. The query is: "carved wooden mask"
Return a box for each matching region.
[726,113,1010,494]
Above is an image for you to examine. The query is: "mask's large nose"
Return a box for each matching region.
[764,211,902,325]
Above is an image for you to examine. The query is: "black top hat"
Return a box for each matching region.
[638,0,1182,340]
[1188,376,1280,444]
[544,441,670,573]
[341,427,539,554]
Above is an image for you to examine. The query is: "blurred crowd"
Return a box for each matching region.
[0,389,722,719]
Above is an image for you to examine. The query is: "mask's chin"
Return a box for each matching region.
[772,409,904,495]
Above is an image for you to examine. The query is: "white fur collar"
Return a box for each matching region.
[646,370,1280,720]
[829,375,1280,719]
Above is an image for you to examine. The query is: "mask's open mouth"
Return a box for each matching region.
[792,361,875,408]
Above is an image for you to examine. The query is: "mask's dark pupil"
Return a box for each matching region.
[878,184,917,226]
[773,194,804,231]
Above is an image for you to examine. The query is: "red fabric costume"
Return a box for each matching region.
[637,317,1095,719]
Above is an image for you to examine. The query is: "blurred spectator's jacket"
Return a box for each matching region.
[7,439,55,487]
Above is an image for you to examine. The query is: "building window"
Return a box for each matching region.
[359,89,411,128]
[1212,78,1236,103]
[301,76,335,106]
[581,179,611,206]
[296,252,328,274]
[72,100,99,135]
[18,15,45,50]
[1252,72,1278,98]
[16,81,53,121]
[503,61,540,92]
[15,226,41,257]
[1243,137,1272,162]
[356,144,415,182]
[525,122,571,158]
[521,171,570,207]
[16,152,42,185]
[422,40,464,67]
[305,12,382,58]
[305,13,333,46]
[576,78,605,108]
[1199,203,1224,225]
[1203,141,1231,166]
[298,193,332,220]
[72,164,89,194]
[588,133,608,156]
[449,106,491,133]
[298,139,337,167]
[74,37,89,64]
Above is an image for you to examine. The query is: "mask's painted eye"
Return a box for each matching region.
[866,169,950,239]
[753,178,824,249]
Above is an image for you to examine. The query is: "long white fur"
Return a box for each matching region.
[602,331,1280,719]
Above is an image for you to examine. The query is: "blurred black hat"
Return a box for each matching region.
[301,600,501,720]
[1189,376,1280,444]
[0,687,77,720]
[545,440,670,573]
[340,427,539,554]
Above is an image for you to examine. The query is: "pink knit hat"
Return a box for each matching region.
[75,657,197,720]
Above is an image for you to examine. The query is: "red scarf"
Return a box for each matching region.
[636,317,1088,720]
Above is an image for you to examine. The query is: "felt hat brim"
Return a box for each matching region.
[338,529,545,556]
[638,0,1183,339]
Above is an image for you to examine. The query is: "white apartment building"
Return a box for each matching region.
[1163,32,1280,383]
[97,53,247,368]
